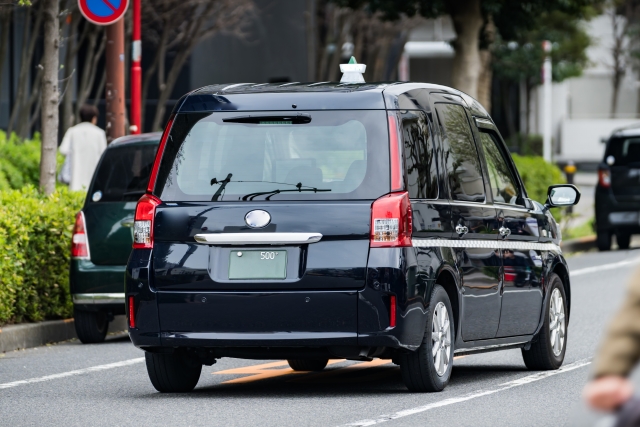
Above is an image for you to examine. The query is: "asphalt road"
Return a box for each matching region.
[2,249,640,427]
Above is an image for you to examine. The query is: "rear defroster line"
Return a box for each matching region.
[338,358,592,427]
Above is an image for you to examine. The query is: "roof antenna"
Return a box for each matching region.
[340,56,366,83]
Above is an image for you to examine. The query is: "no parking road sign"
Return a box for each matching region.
[79,0,129,25]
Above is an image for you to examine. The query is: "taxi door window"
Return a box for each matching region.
[401,110,438,199]
[477,130,522,206]
[435,103,485,203]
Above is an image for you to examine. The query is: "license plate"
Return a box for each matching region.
[228,250,287,280]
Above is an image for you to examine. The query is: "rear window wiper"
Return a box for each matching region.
[222,114,311,125]
[241,183,331,201]
[211,173,233,201]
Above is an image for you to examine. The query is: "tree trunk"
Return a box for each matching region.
[40,0,60,195]
[0,8,12,101]
[501,80,516,139]
[150,46,192,131]
[477,16,495,110]
[448,0,484,98]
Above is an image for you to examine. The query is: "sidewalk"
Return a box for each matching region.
[0,316,127,353]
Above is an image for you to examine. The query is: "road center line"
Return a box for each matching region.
[570,257,640,277]
[338,358,592,427]
[0,357,144,390]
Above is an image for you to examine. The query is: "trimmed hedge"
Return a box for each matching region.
[0,131,64,191]
[512,154,566,205]
[0,187,84,325]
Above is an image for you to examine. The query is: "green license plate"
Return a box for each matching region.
[228,250,287,280]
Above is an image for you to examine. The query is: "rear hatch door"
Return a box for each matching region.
[85,141,158,265]
[607,136,640,202]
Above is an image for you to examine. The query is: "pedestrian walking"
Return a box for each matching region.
[59,105,107,191]
[584,268,640,416]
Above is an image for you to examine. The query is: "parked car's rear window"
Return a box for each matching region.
[606,137,640,166]
[155,111,390,201]
[90,144,158,202]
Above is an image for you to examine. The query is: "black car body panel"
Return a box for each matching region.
[127,82,571,363]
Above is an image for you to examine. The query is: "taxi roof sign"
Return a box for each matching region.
[79,0,129,26]
[340,56,366,83]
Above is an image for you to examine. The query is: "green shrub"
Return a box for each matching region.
[0,186,84,325]
[0,131,65,190]
[512,154,566,205]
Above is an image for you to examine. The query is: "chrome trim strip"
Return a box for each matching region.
[194,232,323,246]
[73,293,125,305]
[413,238,560,252]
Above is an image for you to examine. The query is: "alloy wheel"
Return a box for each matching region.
[432,301,451,376]
[549,288,566,356]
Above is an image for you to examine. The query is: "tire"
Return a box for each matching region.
[287,359,329,371]
[597,231,611,251]
[522,273,567,370]
[73,308,108,344]
[145,351,202,393]
[617,233,631,250]
[400,284,454,392]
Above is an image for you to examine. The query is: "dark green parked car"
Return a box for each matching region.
[70,132,160,343]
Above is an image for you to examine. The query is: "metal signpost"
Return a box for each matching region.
[78,0,130,142]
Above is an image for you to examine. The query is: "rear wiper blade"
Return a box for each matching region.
[210,173,233,201]
[222,114,311,124]
[241,182,331,201]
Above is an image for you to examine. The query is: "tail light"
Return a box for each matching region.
[71,212,90,259]
[370,191,413,247]
[389,295,397,328]
[147,115,175,194]
[128,295,136,329]
[133,194,161,249]
[598,168,611,188]
[388,112,404,191]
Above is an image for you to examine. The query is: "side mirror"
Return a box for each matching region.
[545,184,581,208]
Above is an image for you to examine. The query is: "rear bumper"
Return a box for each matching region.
[70,259,126,295]
[595,187,640,232]
[126,247,431,354]
[73,293,125,305]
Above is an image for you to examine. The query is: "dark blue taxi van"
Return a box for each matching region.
[126,81,579,393]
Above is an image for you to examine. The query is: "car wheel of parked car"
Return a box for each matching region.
[73,308,108,344]
[522,273,567,370]
[597,231,611,251]
[287,359,329,371]
[400,284,454,392]
[145,351,202,393]
[617,233,631,250]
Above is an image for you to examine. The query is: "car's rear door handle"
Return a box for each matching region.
[120,218,134,228]
[194,232,323,245]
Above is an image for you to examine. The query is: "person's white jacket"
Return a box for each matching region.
[59,122,107,191]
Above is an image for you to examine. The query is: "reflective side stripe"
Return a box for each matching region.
[412,238,561,252]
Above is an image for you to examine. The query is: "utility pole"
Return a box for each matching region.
[105,19,126,143]
[542,40,552,163]
[130,0,141,134]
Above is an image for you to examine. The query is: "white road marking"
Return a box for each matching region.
[0,357,144,390]
[570,257,640,277]
[339,358,592,427]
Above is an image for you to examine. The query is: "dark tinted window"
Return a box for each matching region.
[401,110,438,199]
[435,103,485,202]
[478,131,522,206]
[605,137,640,166]
[155,111,390,201]
[89,144,158,202]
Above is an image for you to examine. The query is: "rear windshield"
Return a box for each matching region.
[89,143,158,202]
[154,111,390,201]
[606,137,640,166]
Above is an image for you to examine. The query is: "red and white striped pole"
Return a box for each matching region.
[130,0,141,134]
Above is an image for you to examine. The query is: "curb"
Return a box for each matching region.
[561,235,596,253]
[0,315,127,353]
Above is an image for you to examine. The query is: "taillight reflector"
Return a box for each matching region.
[133,194,161,249]
[128,295,136,329]
[390,295,397,328]
[388,112,403,191]
[71,211,90,259]
[370,191,412,247]
[598,168,611,188]
[147,115,175,194]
